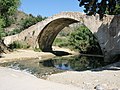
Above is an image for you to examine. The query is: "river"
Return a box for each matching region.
[0,55,105,79]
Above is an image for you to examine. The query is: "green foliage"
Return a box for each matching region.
[58,30,70,37]
[33,47,41,52]
[53,55,104,71]
[113,3,120,14]
[68,26,101,54]
[9,41,30,49]
[19,14,47,30]
[36,15,47,22]
[0,18,5,27]
[20,16,36,30]
[53,25,102,54]
[78,0,120,19]
[0,18,5,39]
[69,56,104,70]
[53,37,69,47]
[4,14,47,36]
[0,0,20,39]
[0,0,20,27]
[0,30,6,39]
[0,0,47,38]
[6,28,21,36]
[69,26,90,51]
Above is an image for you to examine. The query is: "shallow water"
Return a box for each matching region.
[43,55,105,71]
[0,55,105,79]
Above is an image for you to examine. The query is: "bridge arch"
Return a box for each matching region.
[4,12,119,61]
[38,18,79,51]
[37,12,101,52]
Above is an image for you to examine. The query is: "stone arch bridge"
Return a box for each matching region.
[4,12,120,61]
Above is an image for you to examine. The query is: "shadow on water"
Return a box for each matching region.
[91,54,120,71]
[50,50,71,56]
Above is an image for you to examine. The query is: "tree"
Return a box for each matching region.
[78,0,120,19]
[0,0,20,27]
[0,0,20,37]
[113,3,120,14]
[0,0,20,54]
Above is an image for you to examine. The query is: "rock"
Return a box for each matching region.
[0,40,10,54]
[94,84,105,90]
[112,88,119,90]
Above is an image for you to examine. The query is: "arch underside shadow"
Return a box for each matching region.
[38,18,79,52]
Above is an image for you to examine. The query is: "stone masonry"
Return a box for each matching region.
[4,12,120,61]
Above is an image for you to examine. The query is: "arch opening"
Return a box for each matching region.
[38,18,103,55]
[38,18,79,52]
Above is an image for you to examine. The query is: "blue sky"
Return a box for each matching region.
[19,0,83,17]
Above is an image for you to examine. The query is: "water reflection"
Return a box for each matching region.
[0,55,105,79]
[41,55,104,71]
[55,63,72,70]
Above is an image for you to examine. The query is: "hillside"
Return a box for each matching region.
[4,10,29,32]
[4,10,46,34]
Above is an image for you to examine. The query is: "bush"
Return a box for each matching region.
[68,25,102,54]
[6,28,21,36]
[33,47,41,52]
[9,41,30,49]
[53,37,68,47]
[19,15,47,30]
[0,18,5,39]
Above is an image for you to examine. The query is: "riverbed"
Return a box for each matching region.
[0,55,105,79]
[0,49,120,90]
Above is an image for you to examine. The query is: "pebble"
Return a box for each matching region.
[94,84,105,90]
[114,74,118,77]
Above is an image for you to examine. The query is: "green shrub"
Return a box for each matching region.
[6,28,22,36]
[0,18,5,39]
[19,15,47,30]
[68,25,102,54]
[53,37,68,47]
[9,41,30,49]
[33,47,41,52]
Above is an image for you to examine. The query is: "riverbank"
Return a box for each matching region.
[0,67,82,90]
[47,62,120,90]
[0,48,82,90]
[0,49,55,63]
[0,46,78,63]
[0,48,120,90]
